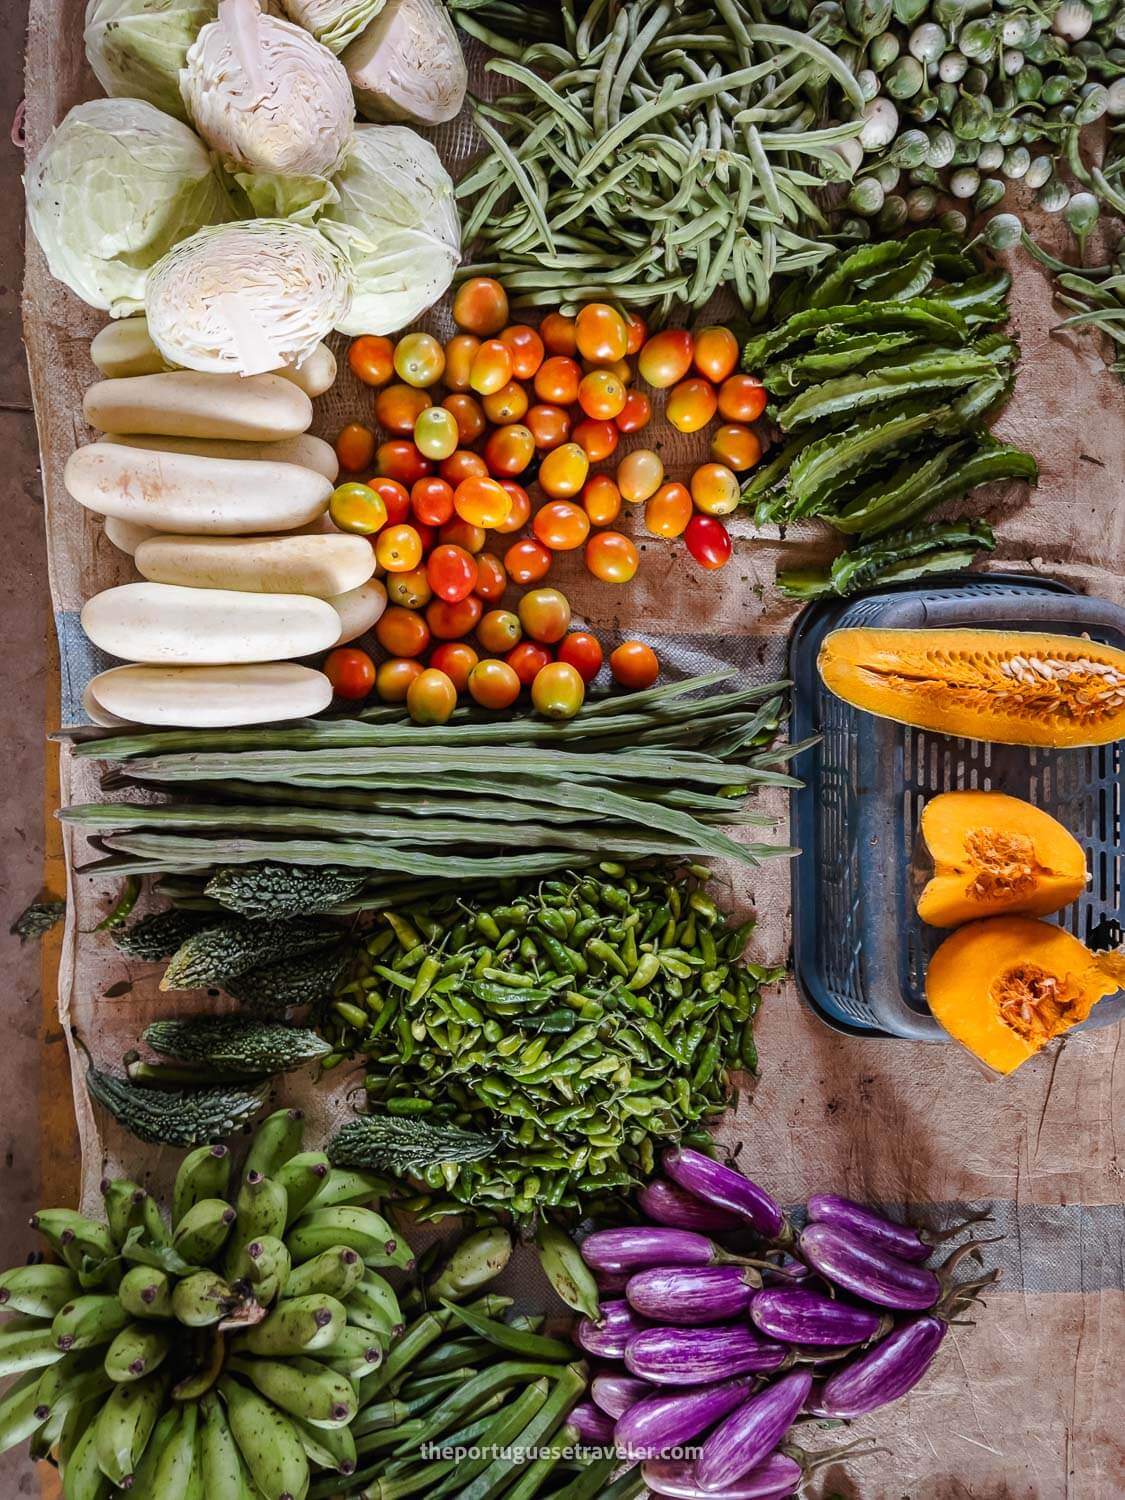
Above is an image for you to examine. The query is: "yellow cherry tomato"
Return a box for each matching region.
[617,448,664,504]
[518,586,571,644]
[468,657,522,710]
[375,523,424,572]
[610,640,660,689]
[482,380,529,426]
[691,462,741,516]
[645,482,693,538]
[538,442,589,500]
[442,393,487,446]
[469,339,514,396]
[711,424,763,472]
[413,406,460,461]
[531,661,585,720]
[666,378,718,434]
[454,475,514,529]
[407,668,458,725]
[575,302,629,364]
[533,500,590,552]
[585,530,639,584]
[637,329,694,389]
[385,566,432,609]
[349,335,395,387]
[444,334,481,392]
[477,608,523,654]
[394,332,445,388]
[330,482,387,535]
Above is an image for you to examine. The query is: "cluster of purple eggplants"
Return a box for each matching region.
[565,1148,998,1499]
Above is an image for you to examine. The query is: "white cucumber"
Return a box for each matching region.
[329,579,387,643]
[81,680,134,728]
[101,432,339,483]
[278,344,338,398]
[89,664,333,727]
[83,372,313,441]
[103,516,160,556]
[134,533,375,598]
[90,318,174,379]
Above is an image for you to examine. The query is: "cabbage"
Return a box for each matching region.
[317,124,460,336]
[84,0,218,120]
[277,0,386,53]
[25,97,234,316]
[145,219,354,374]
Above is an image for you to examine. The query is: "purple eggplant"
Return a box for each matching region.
[624,1326,789,1386]
[642,1454,802,1499]
[662,1149,791,1243]
[567,1401,617,1445]
[749,1288,892,1347]
[807,1194,932,1262]
[627,1266,759,1326]
[759,1259,811,1286]
[818,1314,946,1418]
[697,1371,813,1491]
[575,1299,652,1359]
[593,1266,631,1295]
[580,1227,746,1275]
[798,1223,939,1310]
[614,1375,755,1460]
[639,1178,744,1233]
[590,1372,650,1420]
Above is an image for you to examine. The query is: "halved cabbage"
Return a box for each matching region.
[84,0,218,121]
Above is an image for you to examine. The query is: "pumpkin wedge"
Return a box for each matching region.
[916,791,1087,928]
[818,628,1125,747]
[926,918,1125,1073]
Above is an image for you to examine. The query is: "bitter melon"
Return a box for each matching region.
[112,908,210,962]
[204,865,365,920]
[142,1019,331,1074]
[329,1116,497,1175]
[162,918,346,992]
[84,1066,268,1146]
[224,944,351,1017]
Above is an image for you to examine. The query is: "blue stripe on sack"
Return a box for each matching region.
[56,609,119,725]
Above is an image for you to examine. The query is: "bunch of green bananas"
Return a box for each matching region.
[0,1108,415,1500]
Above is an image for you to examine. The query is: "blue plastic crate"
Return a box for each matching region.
[789,574,1125,1041]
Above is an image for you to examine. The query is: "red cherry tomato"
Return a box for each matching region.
[468,657,522,710]
[376,657,423,702]
[533,499,590,552]
[376,440,432,487]
[330,481,388,536]
[538,443,589,500]
[376,605,431,658]
[482,381,529,426]
[666,378,718,434]
[498,324,545,380]
[610,640,660,689]
[582,474,622,528]
[534,356,582,406]
[585,530,639,584]
[711,424,762,472]
[526,404,572,451]
[477,608,522,654]
[693,326,739,383]
[484,424,535,477]
[453,277,509,336]
[375,523,424,573]
[507,640,552,685]
[439,518,487,554]
[717,373,767,423]
[638,329,694,389]
[624,311,648,355]
[557,631,603,683]
[426,593,483,640]
[645,481,693,538]
[335,422,376,473]
[411,476,455,528]
[442,393,487,446]
[427,543,478,603]
[504,538,552,585]
[539,312,578,357]
[615,389,652,433]
[455,475,513,529]
[531,661,585,720]
[324,647,375,700]
[375,384,431,435]
[518,586,571,644]
[412,520,436,554]
[473,552,507,601]
[469,339,514,397]
[578,368,627,421]
[429,641,478,692]
[443,334,481,393]
[494,481,531,534]
[368,476,411,526]
[440,448,489,486]
[407,668,457,725]
[572,418,619,464]
[684,512,733,570]
[575,303,629,364]
[348,335,395,387]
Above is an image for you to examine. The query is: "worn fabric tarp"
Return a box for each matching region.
[19,2,1125,1495]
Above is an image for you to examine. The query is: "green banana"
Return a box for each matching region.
[225,1174,289,1276]
[226,1354,357,1429]
[56,1391,104,1472]
[28,1392,67,1462]
[300,1169,387,1217]
[33,1348,112,1421]
[0,1317,66,1377]
[427,1228,513,1303]
[345,1275,403,1343]
[286,1208,413,1271]
[119,1266,174,1320]
[314,1325,383,1378]
[0,1263,79,1317]
[29,1210,116,1271]
[230,1233,291,1294]
[104,1321,173,1382]
[52,1295,130,1352]
[220,1375,311,1500]
[172,1271,238,1328]
[200,1392,247,1500]
[173,1144,233,1229]
[283,1246,364,1302]
[152,1401,200,1500]
[172,1198,238,1266]
[274,1153,331,1226]
[233,1294,347,1357]
[93,1369,169,1486]
[0,1369,47,1456]
[535,1224,601,1321]
[171,1325,225,1402]
[101,1179,153,1249]
[292,1412,357,1476]
[119,1403,177,1498]
[61,1416,112,1500]
[243,1108,305,1181]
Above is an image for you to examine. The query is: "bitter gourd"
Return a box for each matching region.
[84,1065,268,1146]
[112,908,210,962]
[224,944,351,1017]
[204,865,365,920]
[162,918,346,992]
[329,1116,497,1175]
[142,1019,331,1074]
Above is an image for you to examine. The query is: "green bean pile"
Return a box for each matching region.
[322,866,780,1222]
[454,0,866,317]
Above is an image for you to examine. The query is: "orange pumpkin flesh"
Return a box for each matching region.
[926,918,1125,1074]
[817,628,1125,747]
[916,791,1088,928]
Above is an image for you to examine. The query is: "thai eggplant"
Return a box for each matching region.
[797,1224,940,1309]
[590,1372,650,1420]
[697,1371,814,1492]
[614,1376,755,1460]
[626,1267,759,1326]
[624,1327,789,1386]
[661,1150,790,1243]
[641,1454,803,1499]
[638,1179,743,1234]
[575,1301,652,1360]
[749,1288,892,1347]
[817,1314,947,1417]
[580,1227,750,1274]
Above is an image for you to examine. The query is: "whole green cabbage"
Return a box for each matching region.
[25,98,235,315]
[84,0,218,121]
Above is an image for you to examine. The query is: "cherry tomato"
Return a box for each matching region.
[375,383,431,435]
[441,449,489,486]
[415,520,436,554]
[693,326,739,383]
[411,476,455,528]
[482,381,529,426]
[484,424,535,477]
[534,499,590,551]
[468,658,521,710]
[324,647,375,700]
[429,641,478,692]
[717,373,767,423]
[426,594,483,640]
[534,356,582,406]
[617,448,664,504]
[376,440,432,487]
[385,566,432,609]
[473,552,507,600]
[427,543,478,603]
[645,481,693,538]
[572,418,619,464]
[623,311,648,355]
[442,393,487,446]
[518,586,571,644]
[507,640,552,685]
[394,332,445,388]
[615,389,652,433]
[369,476,411,525]
[330,481,388,535]
[335,422,376,473]
[469,338,514,397]
[494,481,531,534]
[638,329,694,389]
[531,661,585,720]
[666,377,718,434]
[413,406,460,461]
[610,640,660,689]
[453,277,509,336]
[691,462,740,516]
[526,404,572,451]
[376,605,431,658]
[575,302,629,364]
[439,518,487,554]
[711,424,762,472]
[498,324,545,380]
[578,368,627,421]
[376,657,424,702]
[504,537,552,585]
[557,631,603,684]
[477,608,522,653]
[444,334,481,392]
[538,442,589,500]
[375,523,424,573]
[684,512,733,570]
[455,475,513,529]
[582,474,623,528]
[539,312,578,356]
[589,356,633,387]
[586,530,639,584]
[407,667,457,725]
[349,335,395,387]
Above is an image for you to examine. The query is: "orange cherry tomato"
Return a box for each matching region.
[330,481,388,535]
[427,543,478,603]
[426,594,483,640]
[666,378,718,434]
[572,418,619,464]
[578,368,627,421]
[575,302,629,364]
[324,647,375,700]
[369,476,411,525]
[455,475,513,529]
[407,667,457,725]
[482,381,529,426]
[504,538,552,586]
[623,311,648,355]
[473,551,507,600]
[468,657,521,710]
[439,518,487,554]
[335,422,376,473]
[531,661,585,720]
[429,641,478,692]
[413,406,460,461]
[711,424,762,472]
[376,657,423,701]
[638,329,694,389]
[526,404,572,451]
[617,448,664,504]
[717,373,767,423]
[444,334,481,393]
[534,356,582,406]
[645,481,693,538]
[377,440,432,487]
[385,566,432,610]
[557,631,603,684]
[518,586,571,644]
[494,481,531,534]
[484,424,535,478]
[539,312,578,357]
[506,641,552,686]
[498,324,545,380]
[375,383,431,435]
[440,449,489,486]
[453,277,509,336]
[538,442,589,500]
[349,335,395,387]
[693,326,740,383]
[411,476,455,528]
[684,513,733,570]
[582,474,622,528]
[691,462,741,516]
[442,393,487,446]
[469,340,514,397]
[615,389,652,433]
[588,356,633,386]
[610,640,660,689]
[376,605,431,658]
[534,499,590,552]
[585,530,639,584]
[477,608,522,653]
[375,523,424,573]
[394,332,445,388]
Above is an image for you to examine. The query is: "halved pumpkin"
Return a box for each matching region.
[926,917,1125,1074]
[818,628,1125,747]
[916,791,1088,928]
